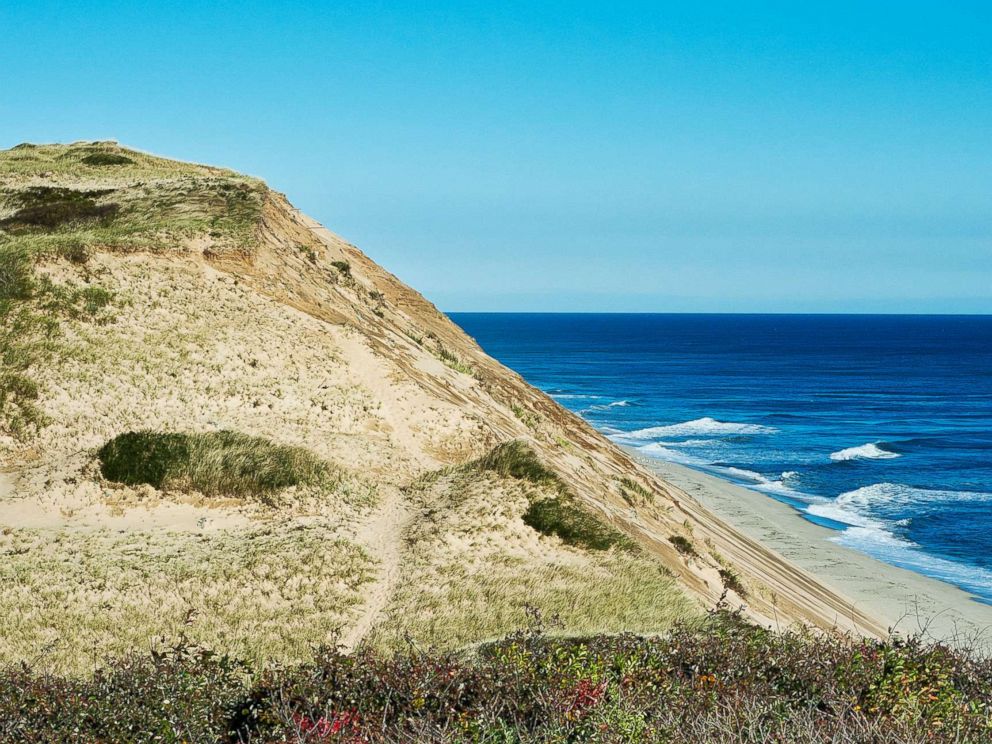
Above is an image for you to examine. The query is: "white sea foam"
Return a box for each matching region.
[719,467,806,498]
[829,442,900,462]
[834,482,992,510]
[807,482,992,533]
[585,399,633,411]
[834,525,992,602]
[619,417,776,440]
[635,442,710,466]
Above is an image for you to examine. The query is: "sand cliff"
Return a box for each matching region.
[0,142,886,672]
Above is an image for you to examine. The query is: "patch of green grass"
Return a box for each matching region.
[0,186,119,231]
[669,534,699,558]
[471,440,560,486]
[619,476,654,506]
[523,497,635,551]
[81,152,135,166]
[511,403,539,430]
[98,430,337,502]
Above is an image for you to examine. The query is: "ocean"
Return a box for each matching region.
[450,313,992,604]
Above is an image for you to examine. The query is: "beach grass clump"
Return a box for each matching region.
[718,567,748,597]
[81,152,135,166]
[4,612,991,742]
[619,476,654,505]
[669,534,699,558]
[98,430,337,501]
[0,186,119,231]
[523,497,634,552]
[472,440,561,486]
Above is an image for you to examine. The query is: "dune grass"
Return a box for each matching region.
[98,430,337,502]
[0,142,267,438]
[375,460,695,651]
[0,523,375,675]
[471,439,563,486]
[522,497,634,552]
[470,441,634,551]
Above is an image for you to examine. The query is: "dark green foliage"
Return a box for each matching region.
[473,440,560,485]
[0,187,118,230]
[81,152,135,166]
[669,534,698,557]
[719,568,748,597]
[0,644,247,743]
[524,497,635,551]
[3,616,991,742]
[331,259,351,275]
[98,430,335,500]
[472,442,634,551]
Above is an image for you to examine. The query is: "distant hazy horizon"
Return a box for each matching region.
[2,1,988,313]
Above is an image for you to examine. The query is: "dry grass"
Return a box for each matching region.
[371,468,699,651]
[0,521,376,675]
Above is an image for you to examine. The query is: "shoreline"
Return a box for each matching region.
[625,447,992,644]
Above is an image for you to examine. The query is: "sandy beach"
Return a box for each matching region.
[627,448,992,645]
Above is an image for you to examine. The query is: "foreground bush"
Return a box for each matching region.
[1,612,990,742]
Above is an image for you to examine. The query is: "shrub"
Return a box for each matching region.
[81,152,135,166]
[98,430,336,501]
[523,497,634,551]
[718,567,747,597]
[331,259,351,275]
[669,534,698,557]
[3,616,991,742]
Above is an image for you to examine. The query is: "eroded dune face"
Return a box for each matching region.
[0,142,882,673]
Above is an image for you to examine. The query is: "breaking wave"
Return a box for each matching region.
[829,442,900,462]
[619,417,777,440]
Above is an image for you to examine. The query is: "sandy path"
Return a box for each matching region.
[0,471,13,500]
[340,489,412,651]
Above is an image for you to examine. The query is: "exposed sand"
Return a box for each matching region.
[628,449,992,645]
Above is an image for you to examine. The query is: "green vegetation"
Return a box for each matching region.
[619,476,654,506]
[669,534,699,557]
[719,567,748,597]
[98,430,337,501]
[330,259,351,275]
[472,439,561,485]
[0,142,268,437]
[0,186,118,230]
[471,441,634,552]
[3,612,990,742]
[81,152,135,166]
[523,497,634,552]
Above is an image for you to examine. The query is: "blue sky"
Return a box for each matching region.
[2,1,989,312]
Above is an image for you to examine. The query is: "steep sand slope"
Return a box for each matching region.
[0,142,886,670]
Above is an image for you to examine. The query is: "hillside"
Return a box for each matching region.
[0,142,885,675]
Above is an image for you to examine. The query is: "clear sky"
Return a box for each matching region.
[2,1,989,312]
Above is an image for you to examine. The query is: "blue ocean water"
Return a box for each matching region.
[451,313,992,604]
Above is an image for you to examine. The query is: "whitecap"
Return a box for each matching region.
[619,417,776,440]
[635,442,711,466]
[585,399,634,412]
[829,442,900,462]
